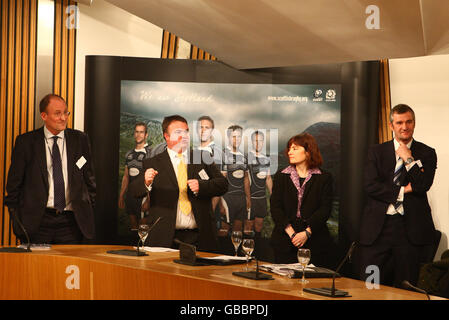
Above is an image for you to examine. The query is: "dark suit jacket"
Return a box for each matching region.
[129,149,228,252]
[359,139,437,246]
[270,168,334,263]
[5,127,96,240]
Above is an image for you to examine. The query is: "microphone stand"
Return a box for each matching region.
[107,217,162,257]
[255,258,260,279]
[402,280,431,300]
[231,242,273,280]
[136,217,162,256]
[304,242,357,298]
[0,209,31,253]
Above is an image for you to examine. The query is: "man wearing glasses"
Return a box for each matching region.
[129,115,228,251]
[5,94,96,244]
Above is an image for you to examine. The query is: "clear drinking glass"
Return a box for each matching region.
[138,224,150,251]
[297,248,311,284]
[231,231,243,256]
[242,238,255,271]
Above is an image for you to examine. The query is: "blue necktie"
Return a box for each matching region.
[52,136,66,212]
[393,157,404,213]
[393,158,403,186]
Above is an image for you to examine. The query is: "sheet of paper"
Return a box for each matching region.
[133,246,179,252]
[201,255,248,261]
[17,244,52,251]
[259,263,315,276]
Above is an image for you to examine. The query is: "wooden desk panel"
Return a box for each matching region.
[0,245,444,300]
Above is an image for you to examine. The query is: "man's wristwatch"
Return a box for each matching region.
[305,230,312,239]
[405,157,414,165]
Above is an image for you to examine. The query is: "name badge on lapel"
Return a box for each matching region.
[76,156,87,169]
[198,169,209,180]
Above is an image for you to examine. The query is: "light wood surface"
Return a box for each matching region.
[0,245,445,300]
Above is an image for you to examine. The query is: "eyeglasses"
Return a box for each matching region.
[171,129,189,137]
[50,111,71,118]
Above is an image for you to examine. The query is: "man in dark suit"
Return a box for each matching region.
[359,104,437,287]
[129,115,228,252]
[5,94,96,244]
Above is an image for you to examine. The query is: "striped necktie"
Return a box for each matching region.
[393,157,404,214]
[176,153,192,215]
[393,157,404,186]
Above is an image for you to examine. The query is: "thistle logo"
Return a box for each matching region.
[325,89,336,102]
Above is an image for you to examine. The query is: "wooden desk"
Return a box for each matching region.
[0,245,444,300]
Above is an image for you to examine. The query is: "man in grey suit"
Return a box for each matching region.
[129,115,228,252]
[5,94,96,244]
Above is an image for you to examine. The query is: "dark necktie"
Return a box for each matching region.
[52,136,66,212]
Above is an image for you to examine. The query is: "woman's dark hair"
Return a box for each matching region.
[285,133,323,168]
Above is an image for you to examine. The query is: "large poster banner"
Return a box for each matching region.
[118,80,341,241]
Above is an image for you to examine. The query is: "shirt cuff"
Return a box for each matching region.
[405,159,422,171]
[145,182,152,192]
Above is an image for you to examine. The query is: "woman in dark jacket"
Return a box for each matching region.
[270,133,336,268]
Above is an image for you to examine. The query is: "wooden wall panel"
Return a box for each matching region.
[0,0,77,246]
[378,59,393,143]
[161,30,178,59]
[190,44,216,61]
[160,30,216,61]
[53,0,76,129]
[0,0,38,246]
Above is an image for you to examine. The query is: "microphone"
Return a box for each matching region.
[149,216,162,232]
[402,280,431,300]
[303,241,357,297]
[0,208,31,253]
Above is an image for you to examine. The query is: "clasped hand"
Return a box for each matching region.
[291,231,308,248]
[187,179,199,194]
[144,168,200,193]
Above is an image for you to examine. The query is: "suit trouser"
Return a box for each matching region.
[359,214,420,287]
[31,209,83,244]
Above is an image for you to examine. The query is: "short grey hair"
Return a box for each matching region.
[390,104,415,123]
